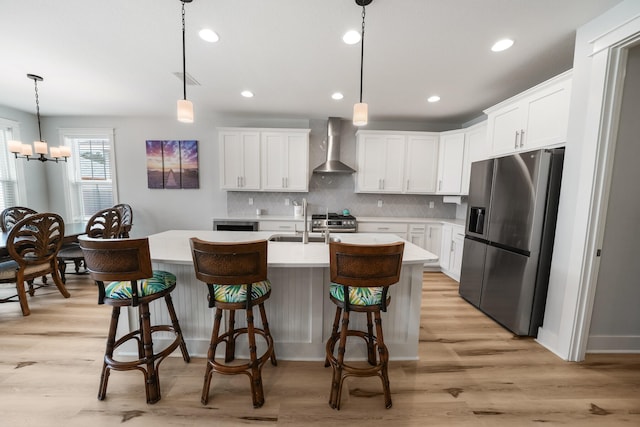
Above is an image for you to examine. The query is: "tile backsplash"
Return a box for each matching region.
[227,174,457,218]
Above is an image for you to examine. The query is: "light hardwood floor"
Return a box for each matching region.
[1,272,639,426]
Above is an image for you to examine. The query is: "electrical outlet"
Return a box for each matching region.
[377,200,383,207]
[285,198,290,206]
[429,201,434,209]
[248,198,254,205]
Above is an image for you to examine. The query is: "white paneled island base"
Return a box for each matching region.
[115,230,436,361]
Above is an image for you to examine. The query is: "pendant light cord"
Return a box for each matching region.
[359,5,366,103]
[33,78,43,142]
[181,1,187,101]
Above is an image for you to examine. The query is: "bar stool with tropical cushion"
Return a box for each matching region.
[78,235,190,404]
[325,241,404,410]
[190,238,277,408]
[0,212,70,316]
[57,207,122,283]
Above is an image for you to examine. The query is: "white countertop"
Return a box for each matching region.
[214,215,465,227]
[148,230,437,268]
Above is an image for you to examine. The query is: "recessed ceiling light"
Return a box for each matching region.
[427,95,441,103]
[241,90,254,98]
[342,30,361,45]
[331,92,344,100]
[199,29,219,43]
[491,38,514,52]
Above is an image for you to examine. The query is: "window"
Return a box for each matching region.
[0,118,20,211]
[61,128,117,221]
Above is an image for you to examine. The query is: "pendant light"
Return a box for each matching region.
[177,0,194,123]
[7,74,71,163]
[353,0,372,127]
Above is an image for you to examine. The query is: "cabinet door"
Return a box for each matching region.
[405,135,439,193]
[409,224,427,248]
[461,123,488,195]
[437,132,465,194]
[488,104,522,157]
[451,229,465,280]
[440,225,453,269]
[522,77,572,150]
[357,134,405,193]
[425,224,442,258]
[261,132,309,192]
[219,131,260,190]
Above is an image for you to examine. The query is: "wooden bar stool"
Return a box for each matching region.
[190,238,277,408]
[325,241,404,410]
[78,236,190,404]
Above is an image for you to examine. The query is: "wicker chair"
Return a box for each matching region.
[57,208,122,283]
[113,203,133,238]
[0,213,70,316]
[190,238,277,408]
[78,236,190,403]
[325,241,404,410]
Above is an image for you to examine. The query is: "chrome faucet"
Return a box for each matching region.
[302,198,309,244]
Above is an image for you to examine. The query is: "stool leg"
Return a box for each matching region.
[139,303,161,404]
[325,306,342,367]
[330,309,350,410]
[366,311,376,366]
[225,309,236,363]
[258,302,277,366]
[164,293,190,362]
[374,311,392,409]
[202,307,223,405]
[246,305,265,408]
[98,306,120,400]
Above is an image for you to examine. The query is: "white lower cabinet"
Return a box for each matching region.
[440,224,464,281]
[357,222,408,240]
[425,223,442,266]
[258,221,301,232]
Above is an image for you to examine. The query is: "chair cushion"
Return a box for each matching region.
[57,244,83,260]
[104,270,176,300]
[0,259,51,280]
[212,280,271,303]
[329,283,384,306]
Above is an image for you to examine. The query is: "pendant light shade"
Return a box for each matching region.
[353,0,372,127]
[177,0,194,123]
[177,99,194,123]
[353,102,368,126]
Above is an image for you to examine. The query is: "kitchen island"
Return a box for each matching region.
[116,230,436,361]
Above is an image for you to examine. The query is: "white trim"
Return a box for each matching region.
[0,117,26,206]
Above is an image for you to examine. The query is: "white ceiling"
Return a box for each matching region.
[0,0,623,127]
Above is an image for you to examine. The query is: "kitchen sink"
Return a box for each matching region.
[268,234,341,243]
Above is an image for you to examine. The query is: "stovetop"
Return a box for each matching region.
[311,213,356,220]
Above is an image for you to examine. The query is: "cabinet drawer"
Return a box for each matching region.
[358,222,408,233]
[258,221,300,231]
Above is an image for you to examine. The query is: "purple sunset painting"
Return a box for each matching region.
[146,140,199,189]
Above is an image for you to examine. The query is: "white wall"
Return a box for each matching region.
[537,0,640,360]
[587,45,640,351]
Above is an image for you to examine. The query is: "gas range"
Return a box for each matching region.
[311,213,357,233]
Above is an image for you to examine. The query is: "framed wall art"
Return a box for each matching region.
[146,140,199,189]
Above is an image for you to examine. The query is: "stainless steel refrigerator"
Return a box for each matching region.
[459,148,564,336]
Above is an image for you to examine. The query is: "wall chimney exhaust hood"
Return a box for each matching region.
[313,117,356,174]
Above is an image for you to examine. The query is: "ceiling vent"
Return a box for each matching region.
[173,71,201,86]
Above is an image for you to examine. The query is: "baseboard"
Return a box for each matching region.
[587,334,640,353]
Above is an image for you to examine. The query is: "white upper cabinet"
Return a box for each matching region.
[486,70,572,157]
[437,130,465,194]
[219,130,261,190]
[261,130,310,192]
[356,132,406,193]
[218,127,310,192]
[356,131,439,194]
[405,135,439,193]
[461,122,488,195]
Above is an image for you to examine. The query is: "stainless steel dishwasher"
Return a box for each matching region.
[213,220,259,231]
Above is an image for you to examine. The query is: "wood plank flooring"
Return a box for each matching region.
[1,272,639,426]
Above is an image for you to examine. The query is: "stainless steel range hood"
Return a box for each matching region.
[313,117,356,174]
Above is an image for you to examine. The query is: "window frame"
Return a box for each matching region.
[0,117,26,210]
[59,128,118,222]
